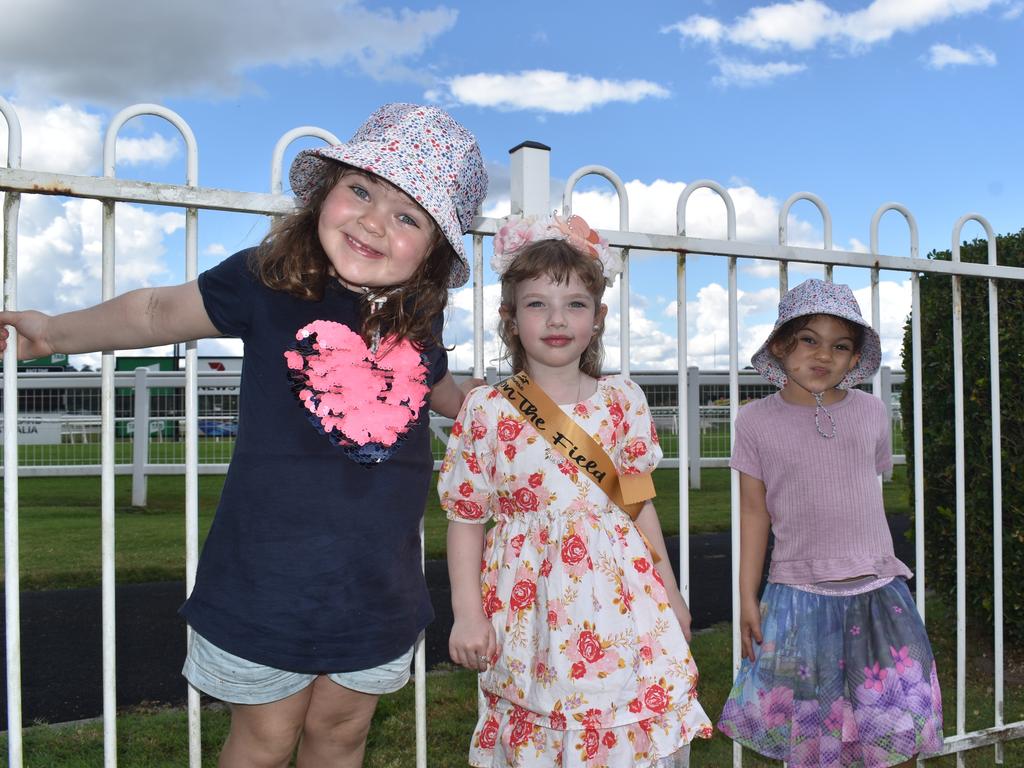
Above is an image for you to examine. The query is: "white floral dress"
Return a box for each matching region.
[439,375,712,767]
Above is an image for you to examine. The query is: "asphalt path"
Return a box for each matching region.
[1,521,911,726]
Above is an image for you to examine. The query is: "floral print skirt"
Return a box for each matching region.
[468,689,708,767]
[717,578,943,767]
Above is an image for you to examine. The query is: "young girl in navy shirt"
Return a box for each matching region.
[0,103,487,767]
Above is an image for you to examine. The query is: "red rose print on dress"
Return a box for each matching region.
[285,320,428,465]
[577,630,606,663]
[512,486,539,512]
[509,579,537,612]
[452,499,484,520]
[509,716,533,747]
[476,716,499,750]
[561,534,588,565]
[608,401,624,427]
[643,682,671,714]
[482,584,504,618]
[623,437,648,460]
[496,417,524,442]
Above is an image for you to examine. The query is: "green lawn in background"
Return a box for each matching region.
[2,466,910,590]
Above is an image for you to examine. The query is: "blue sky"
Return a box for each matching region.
[1,0,1021,372]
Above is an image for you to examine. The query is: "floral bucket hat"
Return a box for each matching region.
[289,103,488,288]
[751,278,882,390]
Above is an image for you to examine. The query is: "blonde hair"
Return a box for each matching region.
[250,161,455,349]
[498,239,606,378]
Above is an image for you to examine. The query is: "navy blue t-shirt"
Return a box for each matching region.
[180,249,444,672]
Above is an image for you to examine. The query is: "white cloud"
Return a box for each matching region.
[664,0,1003,64]
[854,279,911,368]
[115,134,181,166]
[0,103,182,173]
[1005,1,1024,17]
[564,177,816,245]
[204,243,228,256]
[924,42,998,68]
[712,57,807,87]
[16,196,184,314]
[0,0,458,104]
[0,103,101,174]
[436,70,670,113]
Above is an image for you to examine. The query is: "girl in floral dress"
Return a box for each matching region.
[717,279,944,767]
[439,214,712,767]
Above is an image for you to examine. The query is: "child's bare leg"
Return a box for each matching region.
[295,675,380,768]
[218,685,313,768]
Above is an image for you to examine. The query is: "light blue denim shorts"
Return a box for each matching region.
[182,631,415,705]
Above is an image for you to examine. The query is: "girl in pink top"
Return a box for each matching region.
[717,279,943,767]
[440,215,712,767]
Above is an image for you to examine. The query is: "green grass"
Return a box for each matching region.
[0,468,1013,765]
[2,467,911,590]
[3,594,1020,765]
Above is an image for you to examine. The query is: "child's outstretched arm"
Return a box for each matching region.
[0,282,219,359]
[738,471,771,662]
[429,373,485,419]
[635,501,694,642]
[447,520,495,671]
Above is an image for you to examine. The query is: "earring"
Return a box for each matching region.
[592,324,599,331]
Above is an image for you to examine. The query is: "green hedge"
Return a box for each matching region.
[900,228,1023,643]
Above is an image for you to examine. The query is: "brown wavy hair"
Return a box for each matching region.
[250,161,456,349]
[498,239,607,378]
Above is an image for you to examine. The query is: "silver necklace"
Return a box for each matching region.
[812,392,837,439]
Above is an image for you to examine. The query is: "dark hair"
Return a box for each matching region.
[769,313,865,358]
[250,161,455,349]
[498,239,606,378]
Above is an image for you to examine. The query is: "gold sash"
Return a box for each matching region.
[495,372,660,561]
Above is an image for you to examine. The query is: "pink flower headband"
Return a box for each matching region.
[491,213,623,286]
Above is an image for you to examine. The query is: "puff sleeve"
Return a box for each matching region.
[438,386,499,524]
[615,378,664,477]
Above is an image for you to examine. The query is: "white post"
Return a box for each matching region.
[687,367,701,490]
[131,368,149,507]
[509,141,550,217]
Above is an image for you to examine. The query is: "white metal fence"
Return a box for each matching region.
[2,98,1022,767]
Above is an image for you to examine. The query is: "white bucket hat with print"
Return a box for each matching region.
[752,278,882,390]
[289,103,488,288]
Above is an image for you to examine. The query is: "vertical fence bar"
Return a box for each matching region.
[1,94,24,768]
[988,247,1004,766]
[949,224,967,768]
[675,178,739,764]
[676,251,688,601]
[729,254,742,768]
[911,274,925,617]
[182,152,201,768]
[562,165,629,374]
[104,104,200,768]
[951,216,1002,763]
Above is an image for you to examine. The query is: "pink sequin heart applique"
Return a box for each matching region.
[284,320,429,465]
